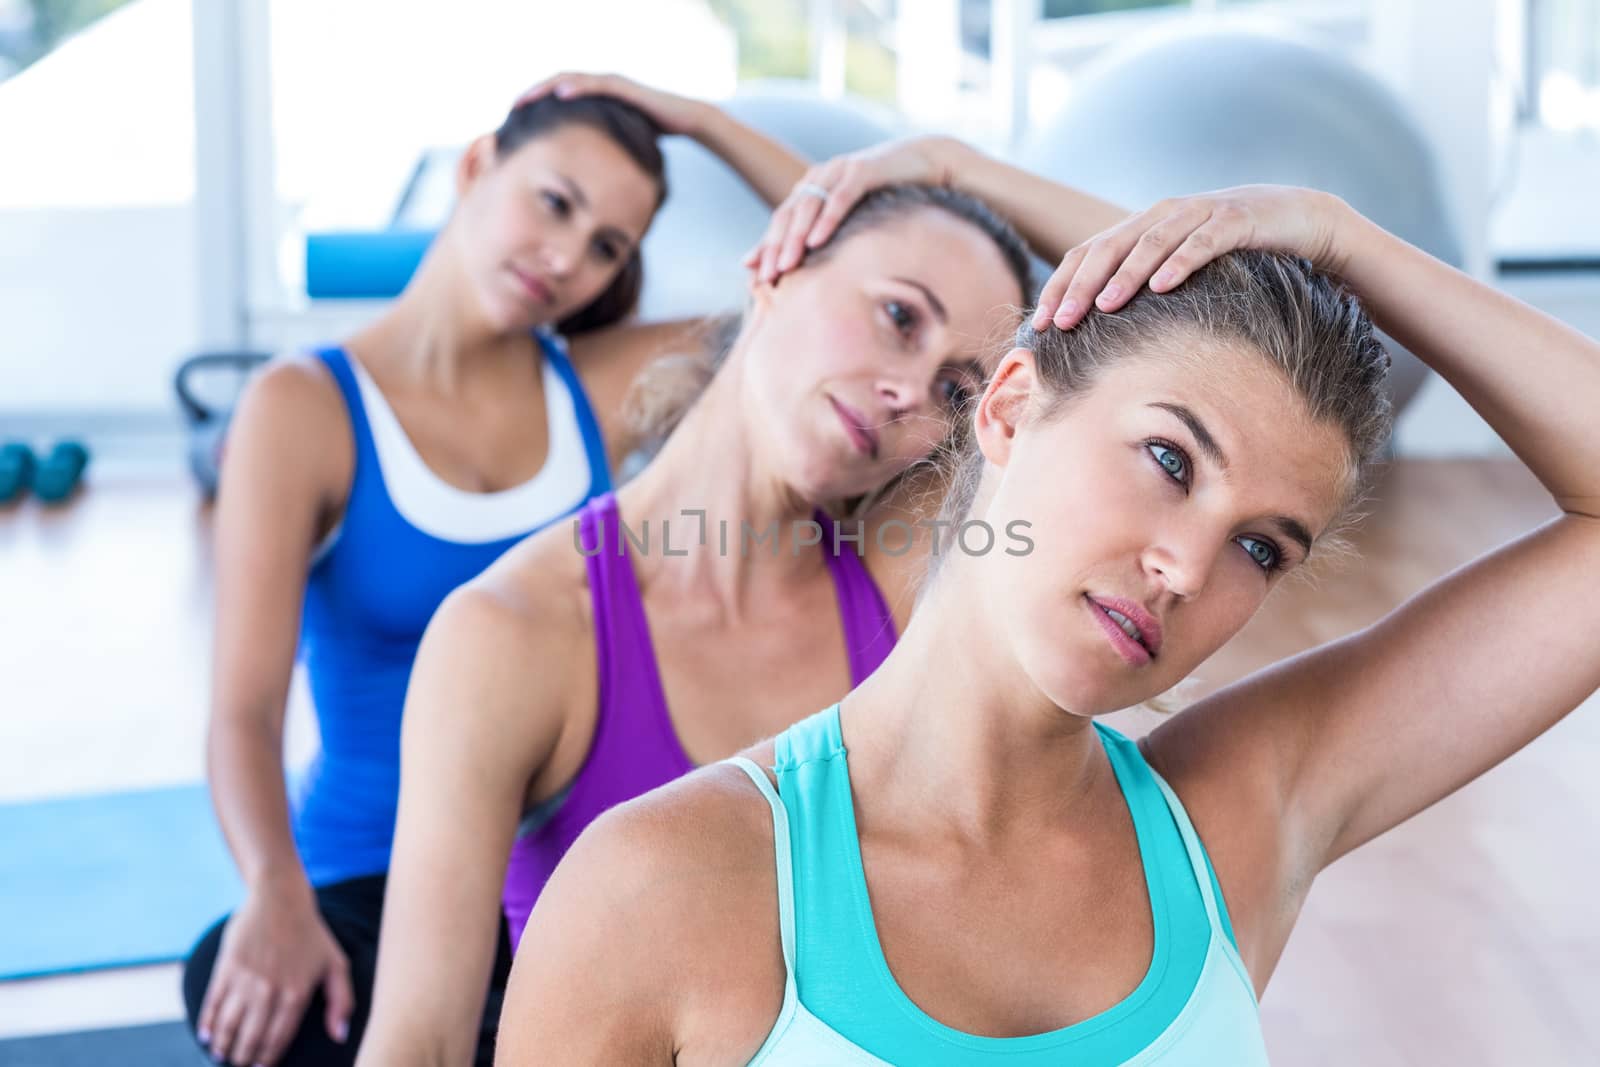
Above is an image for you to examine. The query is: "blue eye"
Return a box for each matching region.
[1147,441,1188,485]
[1237,536,1280,572]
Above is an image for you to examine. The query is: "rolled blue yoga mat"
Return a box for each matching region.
[304,229,437,299]
[0,785,241,979]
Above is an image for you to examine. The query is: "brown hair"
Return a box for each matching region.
[938,250,1394,552]
[492,94,668,336]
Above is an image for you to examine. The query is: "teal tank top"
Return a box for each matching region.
[727,705,1268,1065]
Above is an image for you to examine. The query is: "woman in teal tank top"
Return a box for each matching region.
[499,169,1600,1065]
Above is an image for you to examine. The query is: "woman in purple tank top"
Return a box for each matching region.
[359,129,1128,1063]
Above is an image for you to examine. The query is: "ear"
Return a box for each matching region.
[455,134,500,200]
[973,347,1037,469]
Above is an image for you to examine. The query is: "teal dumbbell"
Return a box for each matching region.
[33,440,90,504]
[0,442,35,504]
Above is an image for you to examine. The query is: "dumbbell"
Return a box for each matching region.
[33,440,90,504]
[0,442,34,504]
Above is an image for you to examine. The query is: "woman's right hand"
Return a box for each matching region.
[197,880,354,1066]
[746,135,969,283]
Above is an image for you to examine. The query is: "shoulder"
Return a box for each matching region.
[505,755,784,1050]
[578,753,781,885]
[538,754,782,962]
[236,350,347,429]
[564,317,718,374]
[419,522,595,709]
[221,352,353,506]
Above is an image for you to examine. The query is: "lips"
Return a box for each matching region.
[829,396,880,460]
[1085,594,1163,663]
[508,266,554,306]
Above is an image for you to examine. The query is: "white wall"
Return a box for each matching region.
[0,206,198,415]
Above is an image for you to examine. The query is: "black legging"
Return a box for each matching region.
[182,874,513,1066]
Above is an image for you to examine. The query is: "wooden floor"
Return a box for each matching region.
[2,459,1596,1061]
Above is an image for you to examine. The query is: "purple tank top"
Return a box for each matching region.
[501,492,896,946]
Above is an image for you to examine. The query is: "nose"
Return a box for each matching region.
[1142,524,1227,602]
[874,376,916,417]
[540,230,584,278]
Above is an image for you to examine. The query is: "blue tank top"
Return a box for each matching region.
[292,331,610,887]
[726,705,1268,1065]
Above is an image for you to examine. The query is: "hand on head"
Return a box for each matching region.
[1032,185,1347,332]
[745,136,963,285]
[513,71,704,138]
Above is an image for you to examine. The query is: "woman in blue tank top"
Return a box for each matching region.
[500,168,1600,1062]
[184,75,827,1067]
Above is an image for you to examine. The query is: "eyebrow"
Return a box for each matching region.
[555,172,588,211]
[1270,516,1316,558]
[893,277,948,325]
[1150,402,1228,471]
[1149,401,1317,557]
[555,172,634,250]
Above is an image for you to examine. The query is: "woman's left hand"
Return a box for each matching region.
[514,72,707,138]
[1032,185,1350,331]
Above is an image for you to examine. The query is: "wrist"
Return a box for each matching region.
[683,99,721,143]
[246,863,314,905]
[1316,190,1367,276]
[931,136,980,190]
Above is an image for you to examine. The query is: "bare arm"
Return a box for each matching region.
[358,551,588,1067]
[516,72,807,209]
[750,136,1128,283]
[201,358,357,1066]
[1062,189,1600,922]
[1270,207,1600,861]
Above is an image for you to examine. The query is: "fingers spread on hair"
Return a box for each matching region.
[1033,245,1088,330]
[779,195,826,272]
[1058,235,1131,328]
[1098,211,1204,310]
[758,206,792,284]
[1157,220,1234,290]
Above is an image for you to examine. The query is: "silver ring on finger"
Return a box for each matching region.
[795,181,830,202]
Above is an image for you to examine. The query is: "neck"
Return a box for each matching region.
[355,228,538,394]
[618,354,829,616]
[842,558,1109,843]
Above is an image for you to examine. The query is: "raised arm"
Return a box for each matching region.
[1055,187,1600,912]
[516,72,808,208]
[355,563,587,1067]
[747,135,1127,283]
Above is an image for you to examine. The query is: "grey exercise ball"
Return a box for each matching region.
[637,81,903,321]
[1019,28,1462,416]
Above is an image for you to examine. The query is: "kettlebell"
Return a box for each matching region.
[175,352,272,499]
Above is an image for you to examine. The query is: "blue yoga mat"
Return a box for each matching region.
[0,785,241,980]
